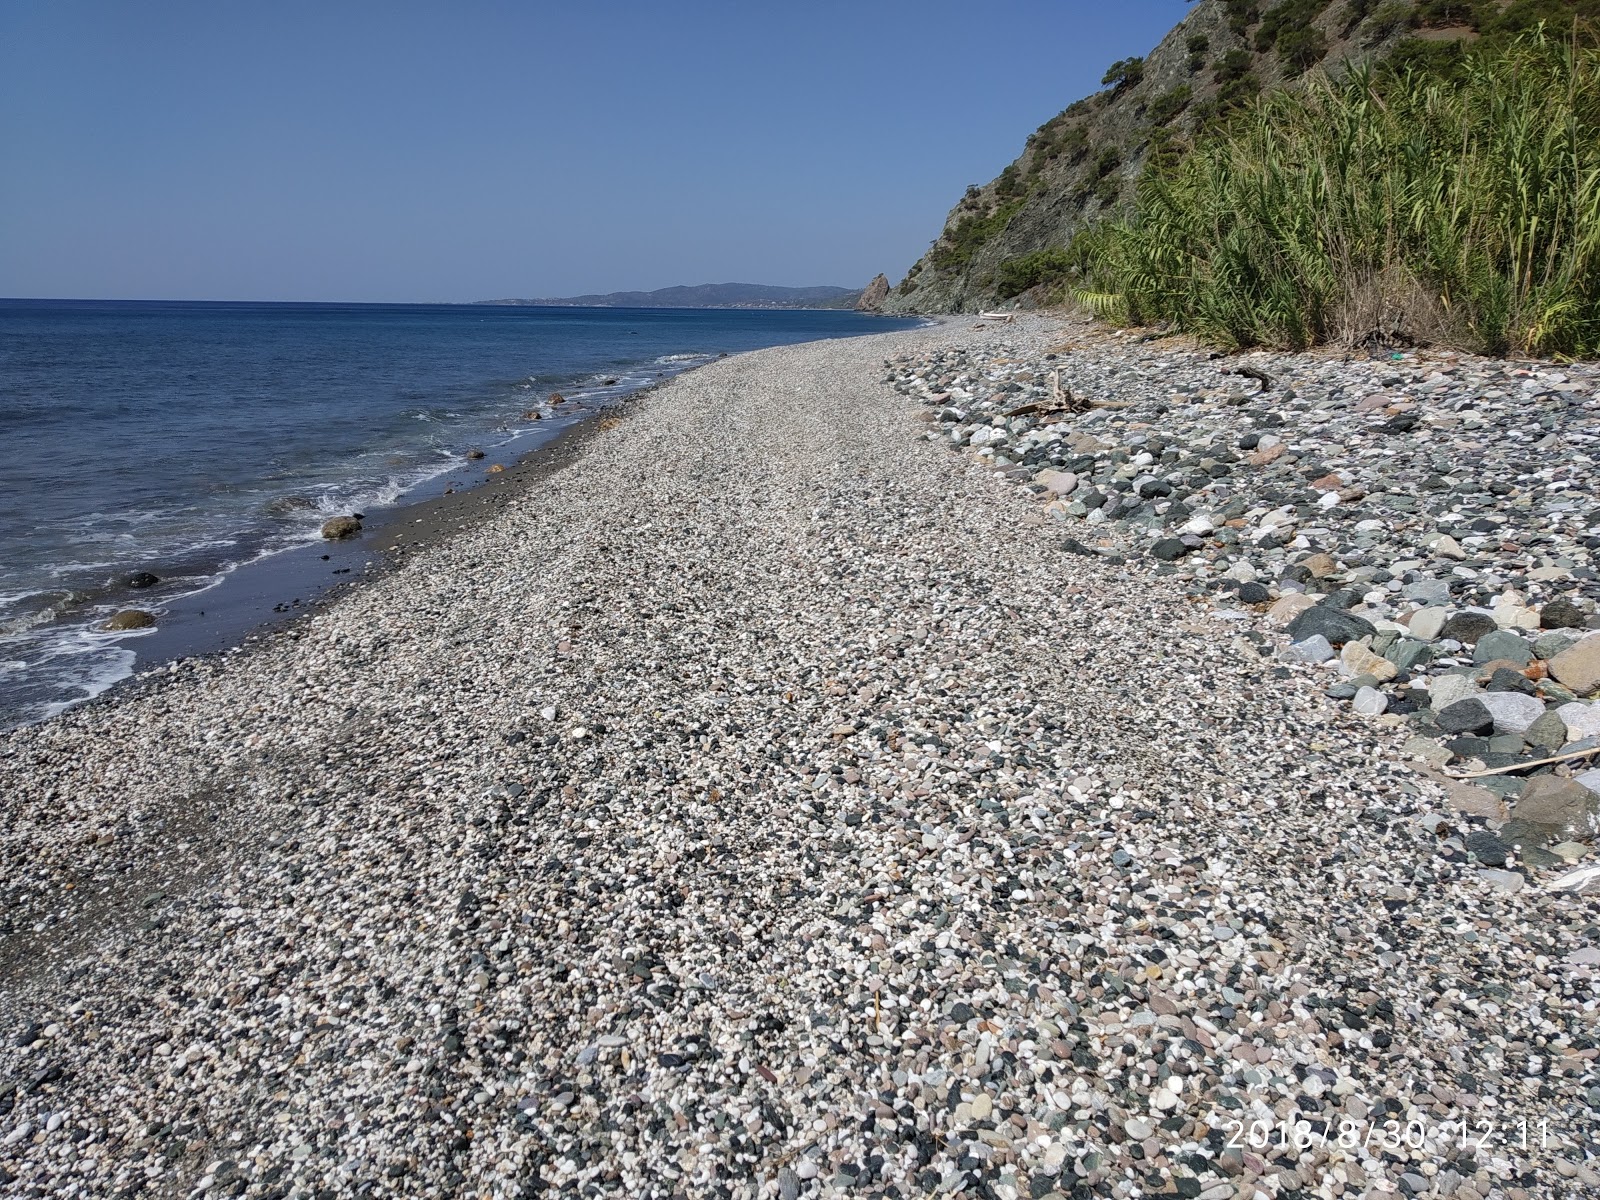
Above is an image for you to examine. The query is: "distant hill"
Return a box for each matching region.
[477,283,864,310]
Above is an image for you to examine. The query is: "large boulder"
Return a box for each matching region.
[855,273,891,312]
[321,515,363,540]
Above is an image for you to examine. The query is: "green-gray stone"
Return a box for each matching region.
[1475,775,1527,799]
[1385,638,1434,672]
[1474,630,1533,666]
[1534,631,1582,660]
[1500,817,1555,849]
[1525,710,1569,752]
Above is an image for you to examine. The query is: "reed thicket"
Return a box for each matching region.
[1074,27,1600,358]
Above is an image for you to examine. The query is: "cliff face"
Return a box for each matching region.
[883,0,1429,314]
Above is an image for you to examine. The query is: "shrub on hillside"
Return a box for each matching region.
[995,249,1074,300]
[1075,28,1600,357]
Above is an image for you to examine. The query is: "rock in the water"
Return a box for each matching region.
[1435,698,1495,735]
[1439,611,1497,645]
[466,449,485,460]
[1514,776,1600,841]
[124,572,160,590]
[1472,629,1532,667]
[321,515,363,540]
[1549,634,1600,697]
[1286,605,1377,647]
[855,273,891,312]
[1477,691,1547,736]
[103,610,156,631]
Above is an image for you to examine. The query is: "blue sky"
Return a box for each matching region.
[1,2,1184,302]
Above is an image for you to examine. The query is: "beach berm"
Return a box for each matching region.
[1,316,1595,1197]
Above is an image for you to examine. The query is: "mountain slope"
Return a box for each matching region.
[479,283,862,309]
[883,0,1453,314]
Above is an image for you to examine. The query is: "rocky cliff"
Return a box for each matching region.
[883,0,1438,314]
[855,273,890,312]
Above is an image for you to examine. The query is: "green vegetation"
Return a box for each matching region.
[929,197,1026,272]
[1186,32,1210,72]
[1101,56,1145,92]
[1383,0,1600,78]
[1197,48,1263,120]
[995,248,1075,300]
[1073,29,1600,357]
[1146,84,1193,125]
[1224,0,1263,37]
[1026,120,1088,174]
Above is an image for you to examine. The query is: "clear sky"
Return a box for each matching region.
[1,2,1185,302]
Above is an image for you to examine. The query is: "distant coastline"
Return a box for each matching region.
[476,281,865,310]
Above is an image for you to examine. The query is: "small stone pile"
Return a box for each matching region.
[886,318,1600,876]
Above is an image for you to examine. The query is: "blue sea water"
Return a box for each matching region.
[0,299,919,726]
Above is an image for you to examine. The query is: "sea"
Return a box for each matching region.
[0,299,921,729]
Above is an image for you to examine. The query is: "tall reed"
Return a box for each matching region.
[1077,27,1600,357]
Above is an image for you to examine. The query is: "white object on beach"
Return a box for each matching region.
[1547,863,1600,893]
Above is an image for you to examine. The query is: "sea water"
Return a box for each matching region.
[0,299,918,727]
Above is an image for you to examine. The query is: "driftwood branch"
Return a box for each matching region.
[1441,745,1599,780]
[1224,366,1274,392]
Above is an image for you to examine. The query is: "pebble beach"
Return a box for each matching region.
[2,314,1598,1199]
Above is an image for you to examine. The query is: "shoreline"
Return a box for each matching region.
[2,315,1594,1198]
[66,383,642,723]
[6,348,761,731]
[2,305,928,732]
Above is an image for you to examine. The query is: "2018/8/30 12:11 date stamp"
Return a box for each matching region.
[1220,1113,1557,1156]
